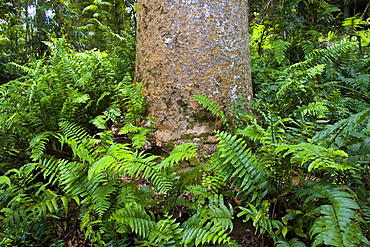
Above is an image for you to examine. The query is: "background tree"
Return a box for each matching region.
[135,0,252,144]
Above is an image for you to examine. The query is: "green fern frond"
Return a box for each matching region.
[119,123,150,149]
[339,73,370,92]
[305,64,326,79]
[88,155,117,181]
[236,117,266,142]
[300,40,316,57]
[58,121,90,144]
[276,238,307,247]
[122,151,172,192]
[29,131,54,160]
[117,76,146,124]
[200,170,226,192]
[313,108,370,147]
[58,121,99,163]
[305,42,355,65]
[182,196,236,246]
[193,94,228,124]
[185,184,213,204]
[157,143,198,170]
[210,132,269,202]
[275,143,350,172]
[113,202,156,238]
[298,183,369,247]
[294,101,329,119]
[207,195,234,231]
[119,123,141,134]
[272,40,291,65]
[146,215,183,245]
[91,181,117,216]
[237,200,275,236]
[182,223,232,246]
[31,190,69,216]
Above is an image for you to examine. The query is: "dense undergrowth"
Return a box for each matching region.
[1,1,370,246]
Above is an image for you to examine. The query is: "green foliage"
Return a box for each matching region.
[193,94,228,125]
[298,183,370,247]
[275,143,350,173]
[0,0,137,82]
[209,132,269,202]
[2,1,370,246]
[0,38,143,164]
[238,200,280,237]
[181,195,238,247]
[246,8,370,245]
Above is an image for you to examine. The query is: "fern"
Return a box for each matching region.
[157,142,198,170]
[113,202,156,238]
[29,131,54,160]
[113,204,183,246]
[119,123,150,149]
[304,42,355,65]
[272,40,291,65]
[236,116,267,142]
[294,101,329,120]
[209,131,269,202]
[181,195,238,246]
[298,183,369,247]
[237,200,277,237]
[276,238,307,247]
[0,163,71,245]
[146,215,183,245]
[116,75,146,124]
[275,142,350,173]
[313,107,370,149]
[193,94,228,125]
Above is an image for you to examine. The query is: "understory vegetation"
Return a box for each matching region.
[1,0,370,246]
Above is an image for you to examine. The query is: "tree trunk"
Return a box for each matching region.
[135,0,252,144]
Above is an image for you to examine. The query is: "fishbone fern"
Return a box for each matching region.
[193,94,228,125]
[209,131,269,202]
[298,183,369,247]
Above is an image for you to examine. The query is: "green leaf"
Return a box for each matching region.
[0,176,11,186]
[88,155,116,180]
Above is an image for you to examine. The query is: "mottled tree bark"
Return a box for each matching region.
[135,0,252,144]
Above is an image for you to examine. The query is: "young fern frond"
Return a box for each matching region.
[193,94,228,125]
[298,183,370,247]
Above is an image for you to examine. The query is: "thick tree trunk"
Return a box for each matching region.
[135,0,252,144]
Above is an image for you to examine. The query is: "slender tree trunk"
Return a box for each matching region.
[135,0,252,144]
